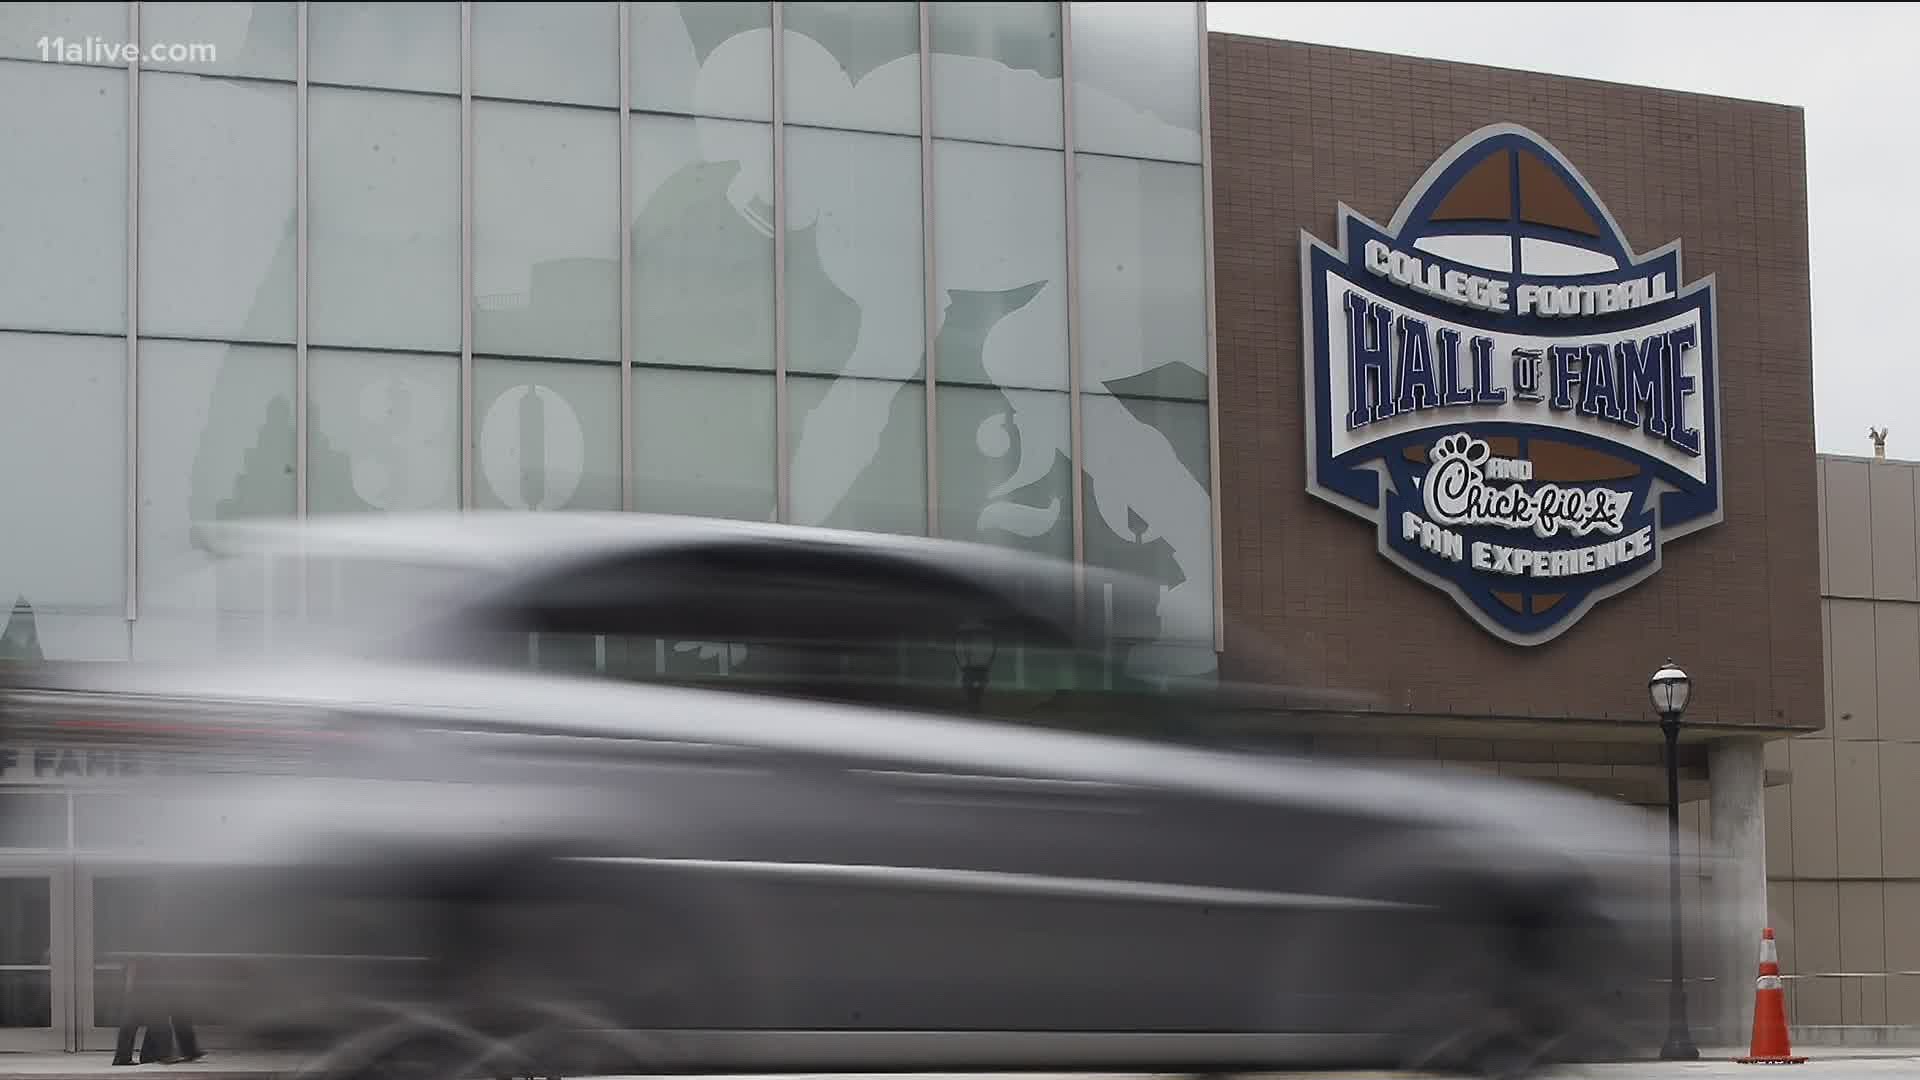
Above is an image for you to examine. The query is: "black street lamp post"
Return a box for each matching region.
[954,623,997,714]
[1650,658,1700,1062]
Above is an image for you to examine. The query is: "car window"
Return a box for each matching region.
[424,544,1213,724]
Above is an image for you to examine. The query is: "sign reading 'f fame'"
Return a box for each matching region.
[1301,125,1723,646]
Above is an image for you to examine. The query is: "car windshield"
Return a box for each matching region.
[140,527,1356,749]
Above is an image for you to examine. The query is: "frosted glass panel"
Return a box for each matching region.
[630,1,771,121]
[472,1,619,108]
[1081,393,1212,652]
[0,333,126,661]
[785,125,924,534]
[0,61,126,334]
[1075,154,1207,398]
[308,349,460,514]
[784,126,923,377]
[140,72,295,343]
[632,367,776,522]
[0,3,127,64]
[309,1,459,94]
[940,386,1072,558]
[1069,1,1202,162]
[933,140,1067,391]
[631,114,773,371]
[474,358,621,511]
[475,101,620,362]
[309,87,460,352]
[142,1,297,79]
[930,1,1062,148]
[137,342,295,629]
[790,375,926,536]
[783,2,920,135]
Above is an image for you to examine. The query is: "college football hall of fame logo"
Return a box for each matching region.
[1301,124,1722,646]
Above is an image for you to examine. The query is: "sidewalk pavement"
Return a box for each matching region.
[0,1054,305,1080]
[2,1049,1918,1080]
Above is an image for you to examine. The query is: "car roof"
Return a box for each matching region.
[193,512,1155,645]
[198,511,1094,583]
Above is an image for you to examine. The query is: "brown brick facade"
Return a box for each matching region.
[1208,35,1821,733]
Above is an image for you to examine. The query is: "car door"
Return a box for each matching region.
[772,744,1272,1034]
[450,544,1327,1036]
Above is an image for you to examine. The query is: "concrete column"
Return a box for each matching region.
[1709,736,1768,1046]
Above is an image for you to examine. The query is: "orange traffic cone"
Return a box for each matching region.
[1736,928,1806,1064]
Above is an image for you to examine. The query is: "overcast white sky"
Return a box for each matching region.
[1206,2,1908,457]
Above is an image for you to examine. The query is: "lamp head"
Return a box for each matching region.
[1648,658,1691,719]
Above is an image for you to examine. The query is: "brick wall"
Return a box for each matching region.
[1208,35,1821,731]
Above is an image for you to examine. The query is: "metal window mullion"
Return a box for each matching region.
[459,2,476,509]
[1060,1,1087,622]
[296,2,310,520]
[124,1,141,625]
[771,1,790,523]
[1196,0,1223,653]
[919,2,938,536]
[619,3,634,512]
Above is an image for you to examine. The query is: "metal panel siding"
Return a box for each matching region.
[1823,459,1873,598]
[1833,740,1884,878]
[1786,738,1837,879]
[1826,599,1879,741]
[1836,882,1887,1024]
[1869,462,1919,601]
[1817,458,1829,595]
[1877,743,1920,879]
[1873,602,1920,742]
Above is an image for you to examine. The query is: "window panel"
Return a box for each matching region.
[933,140,1067,391]
[784,124,926,536]
[632,366,776,522]
[474,358,620,512]
[784,126,923,377]
[0,333,127,662]
[0,61,126,334]
[1081,393,1213,654]
[308,1,459,94]
[309,87,460,352]
[930,1,1062,148]
[783,1,919,136]
[308,349,460,514]
[472,1,618,108]
[629,1,770,121]
[0,2,126,65]
[134,342,294,661]
[1069,1,1202,163]
[141,1,296,80]
[631,113,773,371]
[474,101,619,363]
[0,793,66,849]
[140,72,295,343]
[1075,153,1207,397]
[789,374,926,536]
[938,385,1071,559]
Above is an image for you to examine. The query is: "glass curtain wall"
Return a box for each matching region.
[0,1,1215,674]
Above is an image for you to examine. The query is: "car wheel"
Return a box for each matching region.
[294,998,662,1080]
[1392,921,1545,1080]
[1395,906,1627,1080]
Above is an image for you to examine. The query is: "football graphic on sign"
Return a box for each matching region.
[1301,124,1722,646]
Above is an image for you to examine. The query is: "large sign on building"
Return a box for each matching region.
[1301,125,1722,645]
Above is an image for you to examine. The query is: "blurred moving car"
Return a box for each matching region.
[1,514,1673,1080]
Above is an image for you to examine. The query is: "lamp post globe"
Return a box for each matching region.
[1651,657,1699,1061]
[1649,660,1692,720]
